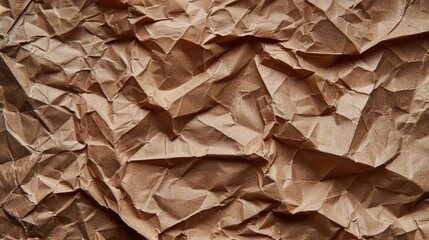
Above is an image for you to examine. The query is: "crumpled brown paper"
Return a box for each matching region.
[1,0,429,239]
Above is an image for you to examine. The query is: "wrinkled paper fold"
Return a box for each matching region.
[1,0,429,239]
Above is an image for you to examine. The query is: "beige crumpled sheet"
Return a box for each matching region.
[1,0,429,239]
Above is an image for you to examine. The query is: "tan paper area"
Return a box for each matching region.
[1,0,429,239]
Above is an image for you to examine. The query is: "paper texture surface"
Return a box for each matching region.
[1,0,429,239]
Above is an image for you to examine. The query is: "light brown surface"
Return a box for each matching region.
[1,0,429,239]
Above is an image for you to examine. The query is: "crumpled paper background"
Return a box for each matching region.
[1,0,429,239]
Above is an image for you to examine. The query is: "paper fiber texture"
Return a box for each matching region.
[1,0,429,239]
